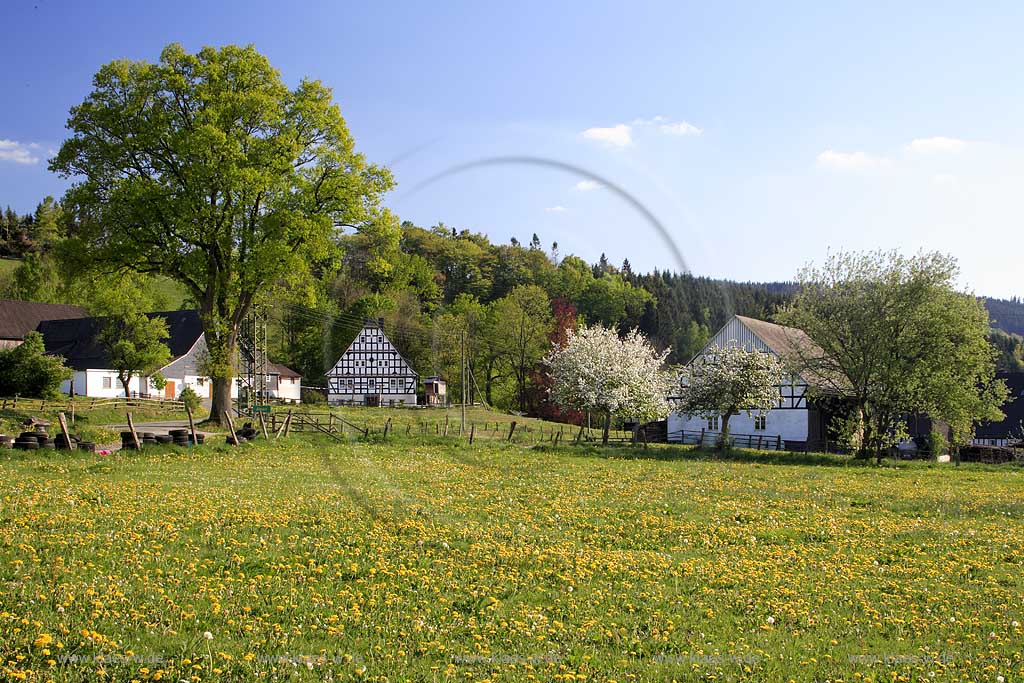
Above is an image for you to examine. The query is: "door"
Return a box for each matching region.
[165,380,176,399]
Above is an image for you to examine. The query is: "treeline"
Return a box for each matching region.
[4,195,1022,414]
[274,220,792,413]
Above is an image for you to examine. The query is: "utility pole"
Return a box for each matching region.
[460,330,467,435]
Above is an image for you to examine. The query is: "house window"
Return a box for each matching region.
[197,377,205,386]
[390,378,397,389]
[754,415,767,430]
[707,416,719,431]
[102,377,112,389]
[368,379,376,390]
[377,336,383,343]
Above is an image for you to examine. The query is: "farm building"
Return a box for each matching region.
[325,318,418,406]
[0,300,87,349]
[424,376,448,406]
[668,315,848,450]
[973,372,1024,446]
[37,310,301,403]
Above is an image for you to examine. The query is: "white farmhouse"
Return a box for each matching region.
[325,318,418,406]
[669,315,844,450]
[38,310,301,403]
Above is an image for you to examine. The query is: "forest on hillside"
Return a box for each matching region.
[2,197,1022,413]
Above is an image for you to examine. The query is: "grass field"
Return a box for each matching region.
[283,403,636,442]
[1,435,1022,682]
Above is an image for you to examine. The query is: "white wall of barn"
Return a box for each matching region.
[668,409,809,443]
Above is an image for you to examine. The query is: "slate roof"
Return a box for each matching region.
[37,310,204,371]
[0,300,87,341]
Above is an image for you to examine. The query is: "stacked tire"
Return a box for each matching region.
[13,431,42,450]
[78,441,96,453]
[169,429,191,447]
[189,433,205,446]
[121,431,141,450]
[54,433,79,450]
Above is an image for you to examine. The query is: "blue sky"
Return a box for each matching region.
[2,0,1022,298]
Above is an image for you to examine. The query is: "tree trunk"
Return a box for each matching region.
[203,316,239,427]
[120,374,132,399]
[211,376,232,424]
[602,411,611,445]
[719,411,733,451]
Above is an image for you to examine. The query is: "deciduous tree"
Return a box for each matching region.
[675,344,782,451]
[545,324,675,444]
[51,43,392,424]
[776,250,1006,461]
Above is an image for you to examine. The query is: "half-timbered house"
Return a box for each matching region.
[325,319,418,406]
[668,315,846,450]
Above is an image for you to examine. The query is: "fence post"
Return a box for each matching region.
[223,411,238,445]
[187,406,198,446]
[776,434,782,450]
[258,412,269,440]
[276,410,291,438]
[469,423,475,445]
[574,424,585,445]
[443,415,449,437]
[126,412,141,451]
[508,421,517,442]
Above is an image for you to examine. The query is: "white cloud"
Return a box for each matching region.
[544,205,567,213]
[932,173,958,186]
[0,139,41,165]
[659,120,702,136]
[581,124,632,147]
[574,180,602,192]
[907,136,966,153]
[816,149,891,170]
[581,117,702,147]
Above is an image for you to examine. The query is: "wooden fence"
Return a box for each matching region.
[0,395,187,413]
[669,428,785,451]
[253,411,642,446]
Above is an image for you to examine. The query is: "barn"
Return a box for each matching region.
[325,318,418,406]
[37,310,301,403]
[668,315,847,450]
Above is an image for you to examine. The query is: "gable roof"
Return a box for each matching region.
[326,318,419,378]
[269,361,301,378]
[38,310,204,371]
[0,300,88,341]
[713,315,846,390]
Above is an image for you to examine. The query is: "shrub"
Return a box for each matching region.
[179,385,202,413]
[0,332,72,398]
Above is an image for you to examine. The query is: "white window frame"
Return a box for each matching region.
[754,414,767,430]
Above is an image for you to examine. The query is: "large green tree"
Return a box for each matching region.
[490,285,554,412]
[776,251,1006,461]
[51,43,392,424]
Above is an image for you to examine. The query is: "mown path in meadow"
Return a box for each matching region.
[1,438,1022,681]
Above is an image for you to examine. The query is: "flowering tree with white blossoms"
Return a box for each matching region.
[545,325,676,444]
[676,343,783,450]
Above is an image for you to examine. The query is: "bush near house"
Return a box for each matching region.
[0,331,72,398]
